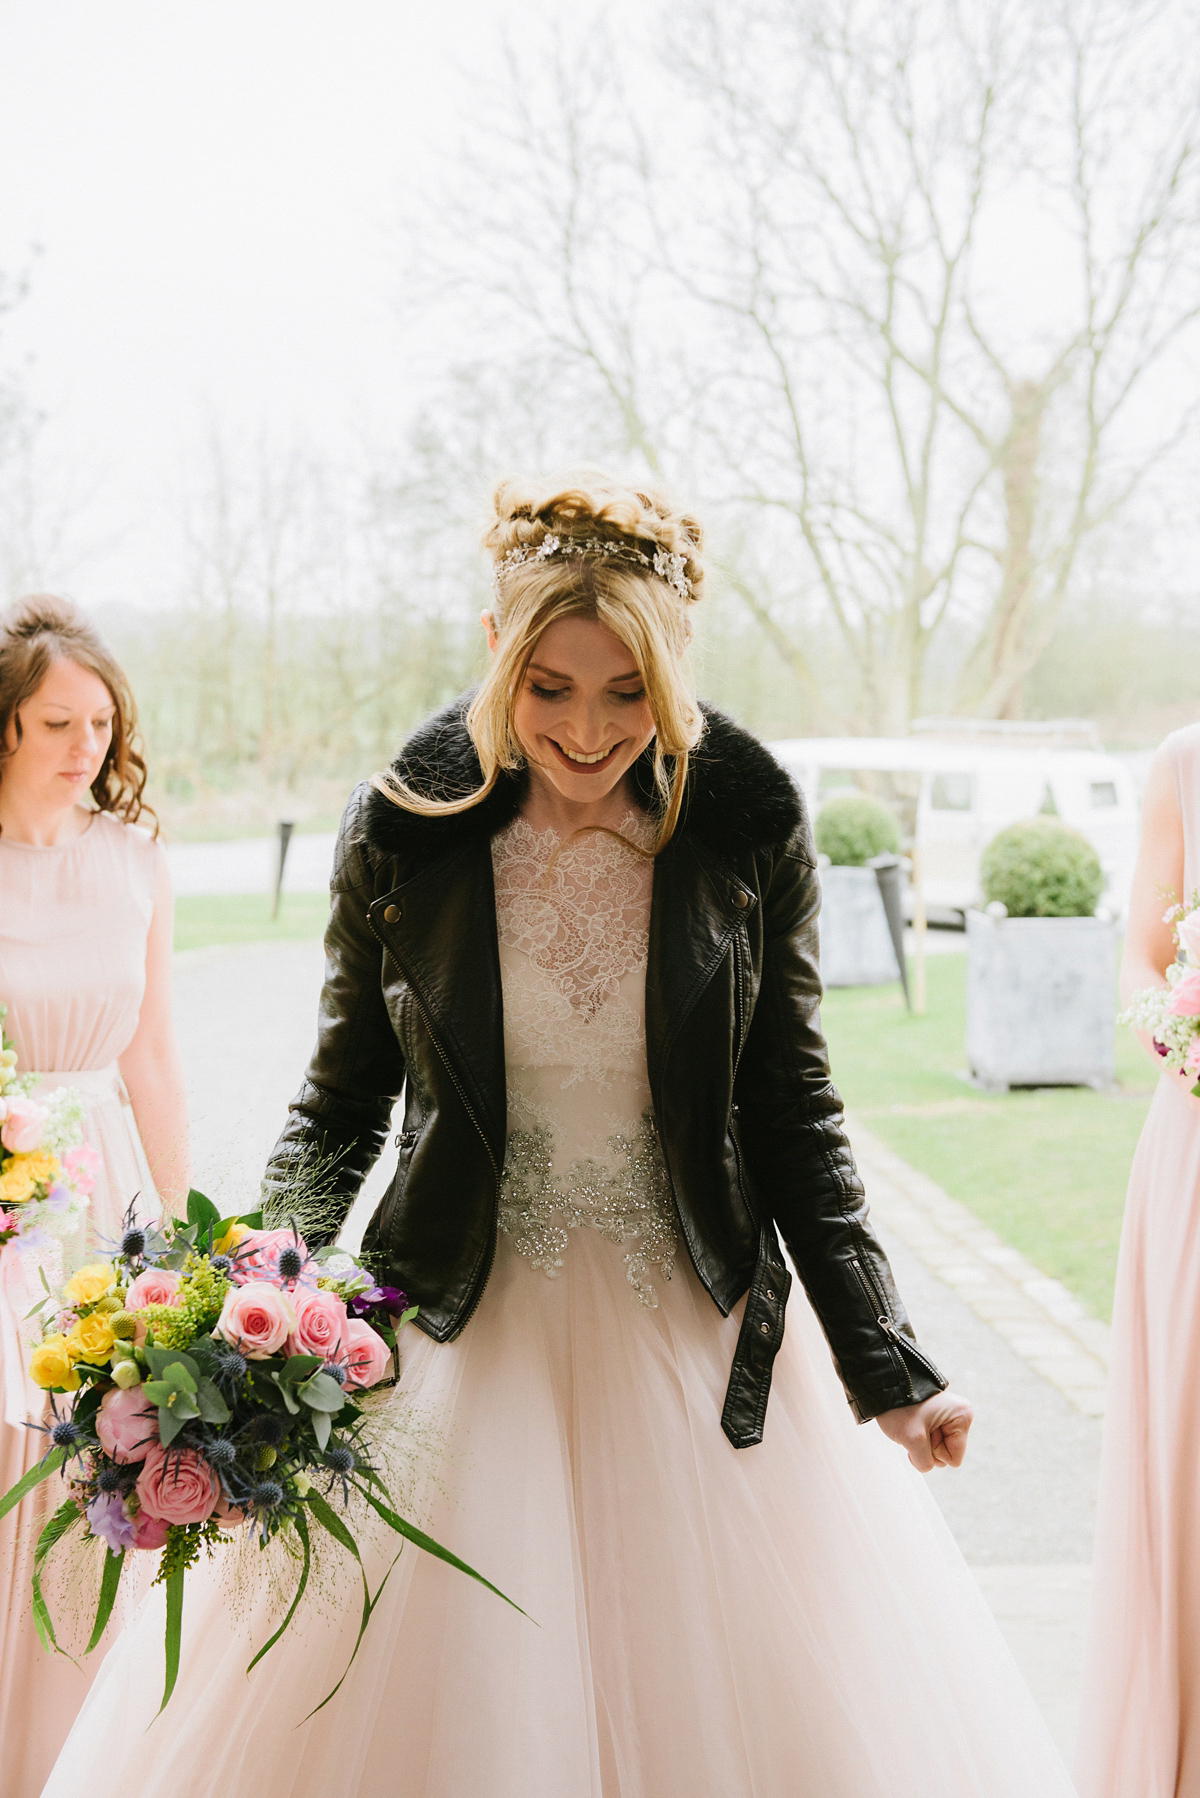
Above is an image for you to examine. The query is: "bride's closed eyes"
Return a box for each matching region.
[528,682,647,703]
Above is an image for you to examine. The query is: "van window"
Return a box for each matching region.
[1090,781,1118,808]
[930,773,974,812]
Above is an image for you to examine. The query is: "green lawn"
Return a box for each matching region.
[173,893,330,952]
[820,954,1155,1321]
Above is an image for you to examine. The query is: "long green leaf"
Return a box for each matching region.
[0,1445,65,1523]
[86,1547,125,1653]
[304,1488,360,1559]
[156,1569,185,1718]
[299,1490,376,1720]
[300,1540,403,1723]
[31,1499,82,1658]
[351,1481,529,1618]
[246,1510,311,1673]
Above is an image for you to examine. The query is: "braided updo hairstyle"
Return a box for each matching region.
[375,471,707,850]
[0,594,154,834]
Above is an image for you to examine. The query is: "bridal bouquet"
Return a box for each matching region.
[1123,896,1200,1094]
[0,1005,95,1253]
[0,1188,517,1715]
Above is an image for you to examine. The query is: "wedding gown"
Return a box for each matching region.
[43,816,1072,1796]
[0,810,164,1798]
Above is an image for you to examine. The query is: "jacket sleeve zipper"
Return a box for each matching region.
[875,1311,945,1386]
[847,1253,913,1400]
[368,910,502,1330]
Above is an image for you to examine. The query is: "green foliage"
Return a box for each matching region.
[814,794,900,866]
[154,1518,228,1587]
[980,816,1104,918]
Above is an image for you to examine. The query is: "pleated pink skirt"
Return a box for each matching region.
[1078,1073,1200,1796]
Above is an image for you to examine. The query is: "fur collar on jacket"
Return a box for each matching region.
[357,694,806,869]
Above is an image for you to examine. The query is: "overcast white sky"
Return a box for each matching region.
[0,2,1193,614]
[0,0,523,602]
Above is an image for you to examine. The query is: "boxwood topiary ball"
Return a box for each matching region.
[979,816,1104,918]
[814,795,900,867]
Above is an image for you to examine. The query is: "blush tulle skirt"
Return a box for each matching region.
[42,1230,1072,1797]
[1076,1073,1200,1796]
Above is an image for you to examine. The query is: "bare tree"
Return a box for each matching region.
[409,0,1200,730]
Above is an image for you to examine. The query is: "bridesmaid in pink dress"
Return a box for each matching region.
[1077,721,1200,1796]
[0,596,190,1798]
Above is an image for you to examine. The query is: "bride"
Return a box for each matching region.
[43,474,1072,1795]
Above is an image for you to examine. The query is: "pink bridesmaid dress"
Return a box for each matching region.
[1078,721,1200,1796]
[0,809,164,1798]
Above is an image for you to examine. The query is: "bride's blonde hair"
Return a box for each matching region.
[374,471,706,851]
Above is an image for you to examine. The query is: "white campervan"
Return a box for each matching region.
[768,719,1138,921]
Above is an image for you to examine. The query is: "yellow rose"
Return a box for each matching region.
[213,1220,250,1256]
[22,1149,60,1185]
[69,1311,116,1365]
[0,1161,36,1204]
[29,1334,82,1392]
[63,1263,115,1307]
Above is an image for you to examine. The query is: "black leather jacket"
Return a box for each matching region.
[263,699,946,1447]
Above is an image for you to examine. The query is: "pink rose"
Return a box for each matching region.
[131,1509,170,1551]
[135,1443,220,1527]
[61,1142,99,1196]
[96,1386,160,1464]
[342,1317,393,1391]
[1179,911,1200,966]
[0,1096,49,1154]
[290,1288,350,1361]
[230,1228,317,1291]
[125,1266,182,1310]
[1169,970,1200,1017]
[216,1280,296,1359]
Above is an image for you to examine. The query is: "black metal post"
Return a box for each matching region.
[869,853,911,1010]
[272,819,294,921]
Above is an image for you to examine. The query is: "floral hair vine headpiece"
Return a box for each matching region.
[492,532,693,604]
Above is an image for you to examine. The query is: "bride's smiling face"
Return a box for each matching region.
[498,613,656,804]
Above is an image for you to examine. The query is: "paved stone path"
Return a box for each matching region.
[174,936,1103,1765]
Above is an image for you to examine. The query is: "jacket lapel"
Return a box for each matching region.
[646,835,751,1091]
[368,837,508,1161]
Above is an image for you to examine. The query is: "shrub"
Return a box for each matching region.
[814,795,900,866]
[979,817,1104,918]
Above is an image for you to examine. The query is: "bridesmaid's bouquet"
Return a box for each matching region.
[1123,896,1200,1094]
[0,1005,95,1254]
[0,1188,518,1715]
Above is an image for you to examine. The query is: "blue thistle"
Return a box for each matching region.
[277,1245,304,1281]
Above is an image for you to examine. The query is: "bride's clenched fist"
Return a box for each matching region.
[875,1391,974,1472]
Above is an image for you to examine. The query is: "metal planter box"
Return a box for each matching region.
[966,909,1117,1091]
[818,864,902,988]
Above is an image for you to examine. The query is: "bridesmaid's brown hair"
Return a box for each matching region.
[0,594,155,833]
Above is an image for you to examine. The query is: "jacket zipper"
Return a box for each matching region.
[368,910,502,1330]
[875,1312,945,1386]
[658,913,752,1308]
[847,1253,913,1399]
[731,924,750,1084]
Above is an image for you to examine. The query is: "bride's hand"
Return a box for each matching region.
[875,1392,974,1472]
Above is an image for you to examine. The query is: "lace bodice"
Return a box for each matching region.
[491,814,676,1305]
